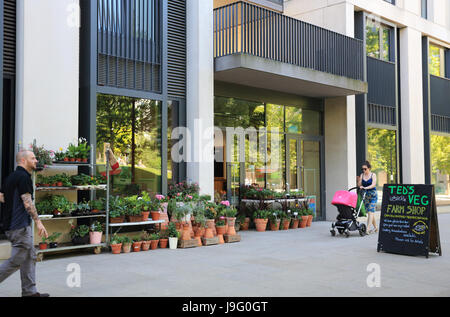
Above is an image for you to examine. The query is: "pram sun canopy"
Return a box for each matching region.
[331,190,357,208]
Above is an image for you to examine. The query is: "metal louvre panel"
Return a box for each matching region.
[4,0,16,76]
[368,103,396,126]
[431,115,450,134]
[367,57,396,108]
[167,0,186,99]
[97,0,161,92]
[430,75,450,118]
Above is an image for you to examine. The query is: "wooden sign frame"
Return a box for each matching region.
[377,184,442,258]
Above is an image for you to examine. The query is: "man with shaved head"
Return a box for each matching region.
[0,149,49,297]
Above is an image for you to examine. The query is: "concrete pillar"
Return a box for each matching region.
[16,0,80,152]
[186,0,214,197]
[399,27,425,184]
[324,97,356,221]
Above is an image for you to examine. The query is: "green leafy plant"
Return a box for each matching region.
[224,206,238,218]
[90,221,103,233]
[42,232,62,243]
[110,234,122,245]
[215,217,226,226]
[149,233,160,240]
[70,225,90,239]
[31,142,53,167]
[89,199,104,211]
[77,138,91,159]
[253,210,270,219]
[167,222,181,238]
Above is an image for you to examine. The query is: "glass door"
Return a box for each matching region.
[286,135,323,219]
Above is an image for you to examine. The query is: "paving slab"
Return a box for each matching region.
[0,213,450,297]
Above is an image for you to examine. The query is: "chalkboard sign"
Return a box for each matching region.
[377,184,441,258]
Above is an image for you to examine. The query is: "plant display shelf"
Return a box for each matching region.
[31,145,112,261]
[35,243,106,262]
[241,198,307,203]
[108,220,165,227]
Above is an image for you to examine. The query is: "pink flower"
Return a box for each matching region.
[187,195,193,199]
[220,200,230,207]
[155,194,165,200]
[177,193,181,196]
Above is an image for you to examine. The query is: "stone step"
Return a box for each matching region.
[0,240,12,260]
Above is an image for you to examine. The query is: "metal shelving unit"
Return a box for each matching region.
[32,145,110,261]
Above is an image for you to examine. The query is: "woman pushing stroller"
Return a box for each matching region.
[357,161,378,234]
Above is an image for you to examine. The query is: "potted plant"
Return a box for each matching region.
[224,204,238,236]
[132,236,143,252]
[109,196,126,223]
[149,199,161,221]
[77,138,91,163]
[159,229,169,248]
[299,209,308,229]
[168,222,180,250]
[290,210,300,229]
[70,225,90,245]
[89,199,104,213]
[39,237,49,250]
[126,196,143,222]
[75,200,91,216]
[121,236,132,253]
[140,232,151,251]
[67,142,79,162]
[193,212,206,246]
[30,142,53,169]
[237,213,250,231]
[253,210,270,232]
[149,233,160,250]
[280,211,291,230]
[110,234,122,254]
[54,148,66,162]
[215,216,226,235]
[89,221,103,244]
[269,211,281,231]
[47,232,62,249]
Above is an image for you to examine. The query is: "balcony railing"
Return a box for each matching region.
[214,1,365,81]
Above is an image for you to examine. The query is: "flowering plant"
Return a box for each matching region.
[215,216,226,227]
[30,143,53,167]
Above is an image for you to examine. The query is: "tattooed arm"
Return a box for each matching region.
[0,192,4,203]
[21,193,48,238]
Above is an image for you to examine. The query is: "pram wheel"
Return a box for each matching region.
[344,229,350,238]
[338,228,344,235]
[359,224,367,236]
[330,229,336,236]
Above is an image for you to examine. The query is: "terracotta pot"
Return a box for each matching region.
[111,243,122,254]
[56,182,63,187]
[89,231,102,244]
[270,220,280,231]
[150,211,160,221]
[299,216,308,228]
[194,226,205,238]
[226,217,237,235]
[181,223,191,241]
[291,219,299,229]
[204,227,214,239]
[217,234,225,244]
[175,221,182,230]
[91,209,99,213]
[150,240,159,250]
[206,219,216,236]
[307,215,313,227]
[281,219,290,230]
[64,157,69,162]
[82,158,88,163]
[128,215,143,222]
[159,239,168,249]
[254,218,267,232]
[70,158,76,162]
[194,236,202,247]
[110,216,125,224]
[132,241,142,252]
[240,218,250,231]
[142,241,151,251]
[39,243,48,250]
[141,211,150,221]
[122,243,132,253]
[216,225,226,235]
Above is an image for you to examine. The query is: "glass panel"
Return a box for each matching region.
[429,44,442,77]
[303,140,321,219]
[367,128,397,205]
[431,134,450,205]
[214,96,265,129]
[288,138,298,190]
[230,134,241,205]
[245,131,265,188]
[266,133,285,191]
[285,106,302,133]
[266,104,284,132]
[366,19,380,59]
[381,27,390,62]
[302,110,322,135]
[96,94,162,195]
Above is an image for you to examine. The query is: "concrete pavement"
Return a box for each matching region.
[0,212,450,297]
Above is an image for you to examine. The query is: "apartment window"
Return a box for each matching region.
[429,43,445,77]
[366,19,392,62]
[421,0,428,19]
[383,0,395,5]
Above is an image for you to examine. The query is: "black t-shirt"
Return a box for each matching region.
[0,166,34,231]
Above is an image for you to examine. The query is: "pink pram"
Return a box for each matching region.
[330,187,367,237]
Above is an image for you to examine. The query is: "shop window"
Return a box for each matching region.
[367,128,398,192]
[429,43,445,77]
[96,94,162,195]
[431,134,450,203]
[214,97,265,129]
[366,19,391,62]
[266,104,284,132]
[265,133,285,191]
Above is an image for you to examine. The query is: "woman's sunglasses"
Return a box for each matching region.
[362,167,368,171]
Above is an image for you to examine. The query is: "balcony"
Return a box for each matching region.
[214,1,368,98]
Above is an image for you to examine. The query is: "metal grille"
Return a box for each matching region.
[167,0,186,99]
[431,114,450,134]
[97,0,161,92]
[368,103,396,126]
[214,1,364,81]
[3,0,16,76]
[367,57,396,108]
[430,75,450,118]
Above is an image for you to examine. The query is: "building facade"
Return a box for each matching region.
[0,0,448,226]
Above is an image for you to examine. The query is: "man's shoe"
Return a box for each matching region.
[22,292,50,297]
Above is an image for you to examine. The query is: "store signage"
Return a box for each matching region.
[377,184,441,258]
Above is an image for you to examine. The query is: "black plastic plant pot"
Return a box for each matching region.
[49,242,58,249]
[72,235,90,246]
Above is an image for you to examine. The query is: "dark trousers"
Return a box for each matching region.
[0,226,37,296]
